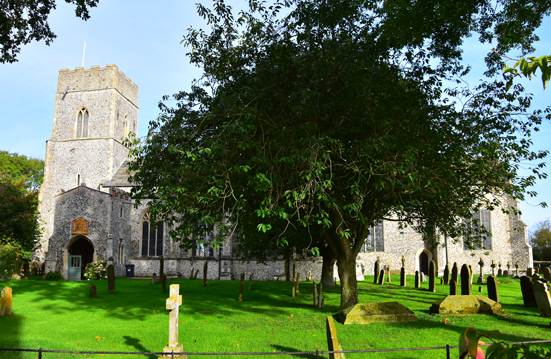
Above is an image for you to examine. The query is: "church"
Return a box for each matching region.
[36,64,534,281]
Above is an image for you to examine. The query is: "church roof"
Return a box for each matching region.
[103,160,137,187]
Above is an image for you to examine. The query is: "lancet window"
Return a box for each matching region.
[76,108,89,138]
[141,212,164,257]
[463,208,492,251]
[361,220,384,252]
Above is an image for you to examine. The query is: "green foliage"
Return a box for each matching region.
[45,270,62,281]
[504,55,551,90]
[0,243,21,280]
[0,0,100,63]
[0,150,44,191]
[84,259,107,280]
[530,218,551,261]
[129,0,551,310]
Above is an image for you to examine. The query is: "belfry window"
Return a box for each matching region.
[76,108,89,138]
[122,114,129,140]
[361,220,384,252]
[463,208,492,251]
[141,212,164,257]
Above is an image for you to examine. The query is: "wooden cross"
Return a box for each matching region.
[162,284,185,358]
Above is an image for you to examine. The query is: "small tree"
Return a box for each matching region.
[530,219,551,261]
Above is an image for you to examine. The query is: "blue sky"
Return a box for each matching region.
[0,1,549,231]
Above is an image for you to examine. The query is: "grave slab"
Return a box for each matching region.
[338,302,418,324]
[429,295,504,315]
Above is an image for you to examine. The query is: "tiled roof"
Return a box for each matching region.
[103,160,137,187]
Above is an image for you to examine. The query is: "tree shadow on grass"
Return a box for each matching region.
[0,283,26,359]
[123,336,157,359]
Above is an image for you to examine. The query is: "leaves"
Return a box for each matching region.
[503,55,551,90]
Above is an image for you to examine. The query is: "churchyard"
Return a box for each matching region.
[1,272,550,359]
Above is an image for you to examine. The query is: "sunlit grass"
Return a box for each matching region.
[0,274,549,358]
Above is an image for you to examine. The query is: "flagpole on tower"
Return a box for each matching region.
[82,40,87,67]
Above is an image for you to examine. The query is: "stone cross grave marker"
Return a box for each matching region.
[515,262,520,277]
[162,284,186,358]
[491,260,496,276]
[532,278,551,318]
[498,262,502,276]
[477,258,485,284]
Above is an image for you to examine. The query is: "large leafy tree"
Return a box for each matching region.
[530,219,551,261]
[0,0,99,63]
[0,150,44,191]
[130,0,550,309]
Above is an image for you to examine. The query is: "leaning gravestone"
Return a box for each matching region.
[189,267,194,280]
[491,260,496,276]
[194,269,199,279]
[161,284,186,358]
[152,273,157,285]
[451,262,459,283]
[531,278,551,317]
[461,264,472,295]
[107,264,116,293]
[374,260,380,284]
[428,261,436,292]
[449,279,458,295]
[378,269,385,285]
[443,264,450,285]
[415,271,420,289]
[487,276,499,302]
[326,316,345,359]
[89,284,97,298]
[1,287,13,316]
[543,267,551,282]
[400,267,406,287]
[520,276,538,308]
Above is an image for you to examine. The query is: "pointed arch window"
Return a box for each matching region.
[76,108,89,138]
[141,212,164,257]
[191,223,215,257]
[463,208,492,251]
[361,220,384,252]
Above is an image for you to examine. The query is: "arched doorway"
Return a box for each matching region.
[419,251,429,275]
[68,237,94,280]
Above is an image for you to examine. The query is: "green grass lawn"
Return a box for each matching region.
[0,274,550,358]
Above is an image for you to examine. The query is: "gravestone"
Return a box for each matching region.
[443,264,450,285]
[543,267,551,282]
[503,270,509,277]
[248,273,254,290]
[440,278,443,285]
[487,276,499,302]
[326,316,345,359]
[477,258,485,284]
[239,273,245,301]
[308,271,312,281]
[162,274,167,293]
[107,265,116,293]
[160,255,165,281]
[515,262,520,277]
[293,263,296,281]
[415,271,420,288]
[491,260,496,276]
[89,284,97,298]
[313,281,317,307]
[295,273,300,293]
[338,302,418,324]
[430,295,504,315]
[449,279,458,295]
[400,267,406,287]
[194,269,199,279]
[532,279,551,317]
[387,265,391,283]
[469,265,473,285]
[461,264,472,295]
[292,274,296,297]
[152,273,157,285]
[318,282,324,308]
[520,276,538,308]
[451,262,459,283]
[31,262,38,275]
[527,268,534,277]
[420,272,426,282]
[507,262,511,277]
[161,284,186,358]
[374,260,380,284]
[189,267,194,280]
[497,262,502,276]
[378,269,385,285]
[202,262,208,287]
[535,266,540,275]
[1,287,13,316]
[428,260,436,292]
[478,286,482,292]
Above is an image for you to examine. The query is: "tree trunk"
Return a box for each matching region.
[336,249,358,310]
[320,245,336,287]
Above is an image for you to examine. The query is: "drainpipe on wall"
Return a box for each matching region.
[218,246,222,280]
[445,235,449,266]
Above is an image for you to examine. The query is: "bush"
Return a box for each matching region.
[0,244,21,280]
[45,270,62,281]
[84,260,107,280]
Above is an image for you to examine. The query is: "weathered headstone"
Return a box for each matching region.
[449,279,457,295]
[535,266,540,275]
[477,258,485,284]
[420,272,426,282]
[503,270,509,277]
[338,302,418,324]
[543,267,551,282]
[497,262,502,276]
[1,287,13,316]
[239,273,245,302]
[308,271,312,281]
[374,260,380,284]
[107,264,116,293]
[202,262,208,287]
[532,279,551,317]
[194,269,199,279]
[451,262,459,283]
[469,265,473,285]
[189,267,194,280]
[162,274,167,293]
[313,281,317,307]
[490,260,496,276]
[295,273,300,293]
[160,255,165,281]
[443,264,450,285]
[326,316,345,359]
[520,276,538,308]
[152,273,157,285]
[387,265,391,283]
[487,275,499,302]
[161,284,186,358]
[507,262,511,277]
[248,273,254,290]
[461,264,472,295]
[527,268,533,277]
[428,261,436,292]
[400,267,406,287]
[318,282,323,308]
[430,295,504,315]
[378,269,385,285]
[292,274,296,297]
[515,262,520,277]
[415,271,420,288]
[89,284,97,298]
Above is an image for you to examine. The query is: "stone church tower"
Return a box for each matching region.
[37,65,138,268]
